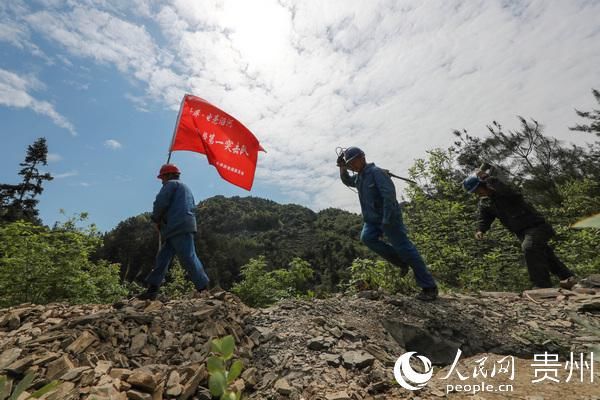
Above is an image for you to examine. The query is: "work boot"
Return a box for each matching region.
[416,286,438,301]
[559,276,578,290]
[136,285,159,301]
[191,287,209,299]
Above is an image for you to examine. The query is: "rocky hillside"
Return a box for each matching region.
[1,279,599,400]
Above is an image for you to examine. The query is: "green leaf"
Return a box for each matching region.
[227,360,243,384]
[220,335,235,360]
[9,372,34,400]
[209,371,227,397]
[211,338,223,355]
[221,391,238,400]
[207,356,225,374]
[30,380,60,398]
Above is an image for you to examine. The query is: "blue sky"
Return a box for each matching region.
[1,0,599,232]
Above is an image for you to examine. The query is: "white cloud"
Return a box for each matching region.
[4,0,600,214]
[47,153,62,162]
[124,93,149,112]
[54,170,78,179]
[0,2,51,60]
[104,139,122,150]
[0,68,77,135]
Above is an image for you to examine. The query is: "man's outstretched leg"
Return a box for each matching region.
[360,223,408,275]
[382,220,438,300]
[361,221,437,300]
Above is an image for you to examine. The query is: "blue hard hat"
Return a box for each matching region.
[343,147,365,163]
[463,175,482,193]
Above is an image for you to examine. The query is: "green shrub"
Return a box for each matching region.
[0,219,127,307]
[232,256,314,307]
[162,260,196,299]
[348,258,415,294]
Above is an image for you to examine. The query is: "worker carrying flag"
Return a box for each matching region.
[138,95,265,300]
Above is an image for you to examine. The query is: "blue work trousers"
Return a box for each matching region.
[360,218,436,289]
[146,232,209,291]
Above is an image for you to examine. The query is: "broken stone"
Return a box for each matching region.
[165,383,182,397]
[357,290,381,300]
[6,355,34,374]
[110,368,132,380]
[480,291,520,299]
[254,326,275,342]
[4,312,21,330]
[522,288,561,300]
[0,348,22,370]
[383,320,460,365]
[65,330,97,353]
[307,336,334,351]
[241,367,258,387]
[126,389,152,400]
[274,378,294,395]
[179,365,207,400]
[127,369,157,393]
[326,391,351,400]
[320,353,341,366]
[95,360,113,377]
[130,333,147,354]
[60,366,91,381]
[341,351,375,369]
[367,381,390,394]
[578,301,600,312]
[579,274,600,288]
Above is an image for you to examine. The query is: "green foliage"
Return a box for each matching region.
[0,372,59,400]
[403,116,599,292]
[0,216,127,307]
[348,258,415,294]
[232,256,314,307]
[207,335,244,400]
[162,260,195,299]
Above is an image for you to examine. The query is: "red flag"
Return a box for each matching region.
[170,94,264,190]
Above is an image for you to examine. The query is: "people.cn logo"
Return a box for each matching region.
[394,352,434,391]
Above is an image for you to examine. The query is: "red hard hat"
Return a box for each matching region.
[157,164,180,178]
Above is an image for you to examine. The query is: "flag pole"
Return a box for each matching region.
[166,95,187,163]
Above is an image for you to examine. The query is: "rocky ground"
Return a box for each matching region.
[0,276,599,400]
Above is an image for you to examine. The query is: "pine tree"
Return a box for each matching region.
[0,138,53,224]
[570,88,600,137]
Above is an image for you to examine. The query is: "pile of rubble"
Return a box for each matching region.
[0,276,599,400]
[246,281,600,399]
[0,290,253,399]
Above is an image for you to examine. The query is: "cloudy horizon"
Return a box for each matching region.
[1,0,599,231]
